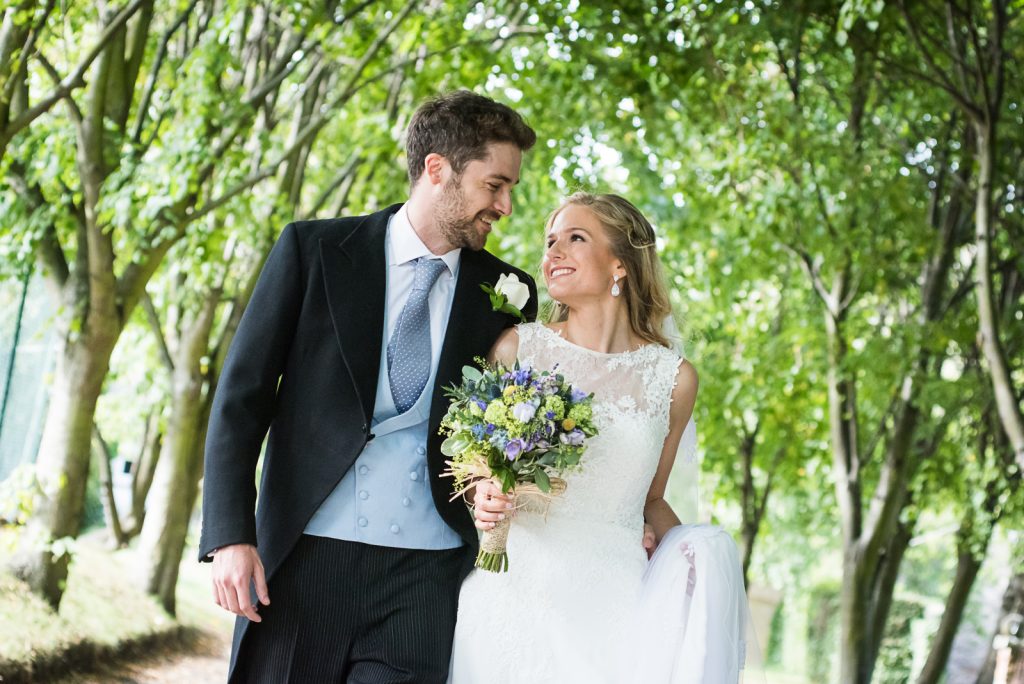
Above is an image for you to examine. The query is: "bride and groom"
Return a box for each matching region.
[199,90,748,683]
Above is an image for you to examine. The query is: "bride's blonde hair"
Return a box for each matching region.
[546,192,673,348]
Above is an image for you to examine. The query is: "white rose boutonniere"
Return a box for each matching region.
[481,273,529,321]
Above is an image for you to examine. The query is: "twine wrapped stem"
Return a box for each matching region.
[472,477,567,573]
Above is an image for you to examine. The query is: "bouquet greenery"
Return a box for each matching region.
[440,359,598,572]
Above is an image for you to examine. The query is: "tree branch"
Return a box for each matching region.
[0,0,56,107]
[2,0,146,144]
[35,53,83,123]
[143,291,174,372]
[305,149,363,219]
[131,0,198,144]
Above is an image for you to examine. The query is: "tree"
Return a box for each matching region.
[0,1,147,159]
[4,0,337,608]
[897,0,1024,474]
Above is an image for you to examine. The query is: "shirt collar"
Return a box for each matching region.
[388,204,460,277]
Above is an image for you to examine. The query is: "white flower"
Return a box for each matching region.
[511,401,537,423]
[495,273,530,311]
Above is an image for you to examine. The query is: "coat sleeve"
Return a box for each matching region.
[198,223,304,561]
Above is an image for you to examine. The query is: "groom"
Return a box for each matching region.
[199,90,537,682]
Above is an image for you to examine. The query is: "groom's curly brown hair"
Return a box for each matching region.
[405,90,536,184]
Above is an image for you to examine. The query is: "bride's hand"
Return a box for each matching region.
[472,479,515,530]
[642,524,657,559]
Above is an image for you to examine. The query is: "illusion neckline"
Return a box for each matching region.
[533,323,661,358]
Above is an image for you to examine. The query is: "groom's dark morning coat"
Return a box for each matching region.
[199,204,537,671]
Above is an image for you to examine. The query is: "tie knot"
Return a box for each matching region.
[413,257,446,292]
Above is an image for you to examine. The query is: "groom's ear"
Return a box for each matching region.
[423,153,449,186]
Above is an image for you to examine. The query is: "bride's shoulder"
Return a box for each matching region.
[493,322,563,364]
[668,358,699,423]
[512,321,559,344]
[489,326,523,366]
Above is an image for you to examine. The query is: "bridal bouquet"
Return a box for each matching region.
[440,360,598,572]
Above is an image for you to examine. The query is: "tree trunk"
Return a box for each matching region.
[740,518,757,590]
[839,546,873,684]
[12,313,120,608]
[137,295,218,615]
[92,424,126,547]
[822,293,872,684]
[917,550,985,684]
[867,518,915,669]
[137,375,207,615]
[977,574,1024,684]
[971,121,1024,472]
[121,410,162,538]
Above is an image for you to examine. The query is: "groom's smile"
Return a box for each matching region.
[430,141,523,252]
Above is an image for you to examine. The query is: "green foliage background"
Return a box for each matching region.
[0,0,1021,681]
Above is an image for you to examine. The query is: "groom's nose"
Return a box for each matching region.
[493,188,512,217]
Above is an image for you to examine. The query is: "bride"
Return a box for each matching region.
[448,192,749,683]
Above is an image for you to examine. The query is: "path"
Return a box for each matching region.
[52,629,230,684]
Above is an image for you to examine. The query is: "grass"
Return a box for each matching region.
[0,530,232,683]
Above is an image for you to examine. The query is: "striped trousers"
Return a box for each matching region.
[230,534,466,683]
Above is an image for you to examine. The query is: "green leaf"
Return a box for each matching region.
[534,467,551,493]
[440,436,459,458]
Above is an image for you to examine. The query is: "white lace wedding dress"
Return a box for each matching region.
[448,323,748,684]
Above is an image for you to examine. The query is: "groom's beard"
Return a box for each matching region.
[435,177,497,251]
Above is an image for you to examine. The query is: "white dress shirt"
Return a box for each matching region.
[381,204,461,415]
[385,202,460,387]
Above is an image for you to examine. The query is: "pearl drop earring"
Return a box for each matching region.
[611,275,621,297]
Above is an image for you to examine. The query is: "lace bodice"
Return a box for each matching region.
[514,322,683,529]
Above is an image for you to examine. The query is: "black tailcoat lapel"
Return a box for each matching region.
[318,205,396,427]
[427,249,513,542]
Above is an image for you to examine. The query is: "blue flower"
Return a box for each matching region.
[489,429,508,448]
[471,424,488,441]
[504,438,526,461]
[559,428,585,446]
[570,387,588,403]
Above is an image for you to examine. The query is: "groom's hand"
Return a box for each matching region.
[212,543,270,622]
[472,479,515,530]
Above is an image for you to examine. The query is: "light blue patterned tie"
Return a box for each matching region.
[388,257,447,413]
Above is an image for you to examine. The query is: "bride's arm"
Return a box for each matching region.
[644,360,699,544]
